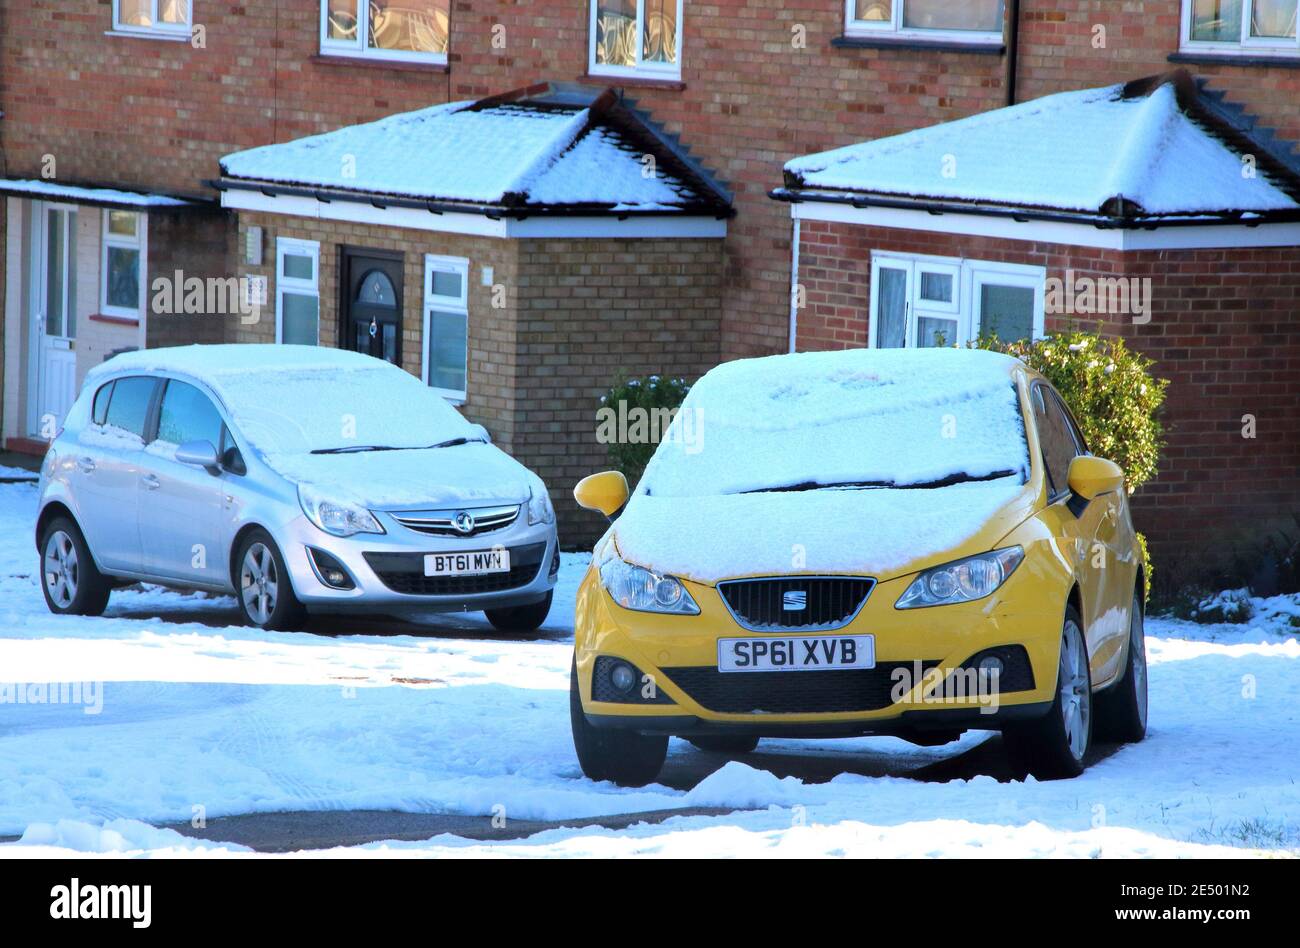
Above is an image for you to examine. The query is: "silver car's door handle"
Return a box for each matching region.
[77,457,96,473]
[142,474,161,490]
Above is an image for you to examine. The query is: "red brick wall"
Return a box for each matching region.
[794,219,1300,581]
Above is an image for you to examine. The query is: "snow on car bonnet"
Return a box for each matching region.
[614,348,1032,583]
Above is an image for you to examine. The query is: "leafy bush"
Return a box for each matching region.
[976,329,1168,492]
[597,374,691,484]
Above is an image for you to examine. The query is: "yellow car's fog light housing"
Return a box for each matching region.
[896,546,1024,609]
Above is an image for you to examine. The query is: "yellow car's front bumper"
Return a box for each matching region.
[574,562,1062,739]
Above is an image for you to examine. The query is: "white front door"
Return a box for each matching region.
[29,203,78,438]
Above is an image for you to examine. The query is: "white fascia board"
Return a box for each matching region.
[790,200,1300,251]
[220,187,727,239]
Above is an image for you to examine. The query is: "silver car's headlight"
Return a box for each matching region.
[298,484,385,538]
[895,547,1024,609]
[599,549,699,615]
[526,485,555,526]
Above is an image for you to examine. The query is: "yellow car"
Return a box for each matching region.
[570,348,1147,786]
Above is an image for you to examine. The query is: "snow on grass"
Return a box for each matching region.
[0,480,1297,857]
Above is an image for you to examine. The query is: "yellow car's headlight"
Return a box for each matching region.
[895,546,1024,609]
[599,548,700,615]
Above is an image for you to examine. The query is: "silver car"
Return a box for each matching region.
[35,345,559,632]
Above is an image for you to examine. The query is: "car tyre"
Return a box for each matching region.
[1094,591,1148,744]
[235,529,306,631]
[1003,604,1092,780]
[570,657,667,787]
[485,590,553,633]
[39,516,111,617]
[687,735,760,755]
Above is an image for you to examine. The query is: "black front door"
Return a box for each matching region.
[342,248,403,366]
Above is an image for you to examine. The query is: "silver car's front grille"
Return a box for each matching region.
[390,504,520,538]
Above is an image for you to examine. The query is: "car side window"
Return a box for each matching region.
[157,380,225,448]
[103,376,157,440]
[1032,384,1082,497]
[91,381,115,426]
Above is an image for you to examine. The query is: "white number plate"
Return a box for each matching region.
[718,635,875,673]
[423,549,511,577]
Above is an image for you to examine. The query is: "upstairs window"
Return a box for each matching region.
[321,0,450,64]
[113,0,191,35]
[845,0,1005,42]
[590,0,682,79]
[1183,0,1299,54]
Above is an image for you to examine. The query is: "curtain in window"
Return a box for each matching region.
[596,0,638,66]
[1252,0,1298,37]
[854,1,893,22]
[875,267,908,348]
[368,0,450,53]
[903,0,1003,32]
[328,0,359,40]
[979,285,1035,343]
[642,0,677,64]
[119,0,151,26]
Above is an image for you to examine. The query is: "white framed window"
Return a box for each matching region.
[422,255,470,401]
[320,0,450,64]
[845,0,1006,43]
[276,238,321,346]
[869,252,1044,349]
[589,0,683,79]
[101,210,146,319]
[1181,0,1298,55]
[112,0,191,35]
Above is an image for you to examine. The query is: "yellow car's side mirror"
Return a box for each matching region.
[574,471,630,520]
[1066,456,1125,500]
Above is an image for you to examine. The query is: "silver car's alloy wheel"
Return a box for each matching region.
[1060,619,1090,761]
[44,530,79,609]
[241,542,279,625]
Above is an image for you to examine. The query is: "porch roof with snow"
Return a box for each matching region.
[214,84,732,224]
[0,178,205,212]
[773,71,1300,230]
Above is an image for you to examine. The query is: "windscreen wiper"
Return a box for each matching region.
[740,469,1019,494]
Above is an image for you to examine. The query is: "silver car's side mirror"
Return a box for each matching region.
[176,440,221,474]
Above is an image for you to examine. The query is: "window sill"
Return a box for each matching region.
[1168,50,1300,69]
[578,71,685,91]
[833,34,1005,54]
[89,312,141,326]
[311,54,449,74]
[104,29,189,43]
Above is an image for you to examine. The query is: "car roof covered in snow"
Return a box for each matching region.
[85,344,478,463]
[219,85,732,216]
[778,71,1300,223]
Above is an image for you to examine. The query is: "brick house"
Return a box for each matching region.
[2,1,1299,563]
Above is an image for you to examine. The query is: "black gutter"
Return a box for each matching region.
[208,178,733,220]
[769,186,1300,231]
[1005,0,1021,106]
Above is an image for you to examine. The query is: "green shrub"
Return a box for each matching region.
[597,374,691,484]
[976,329,1168,492]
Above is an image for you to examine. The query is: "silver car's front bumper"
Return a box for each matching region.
[275,509,559,612]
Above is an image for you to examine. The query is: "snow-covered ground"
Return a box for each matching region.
[0,480,1296,858]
